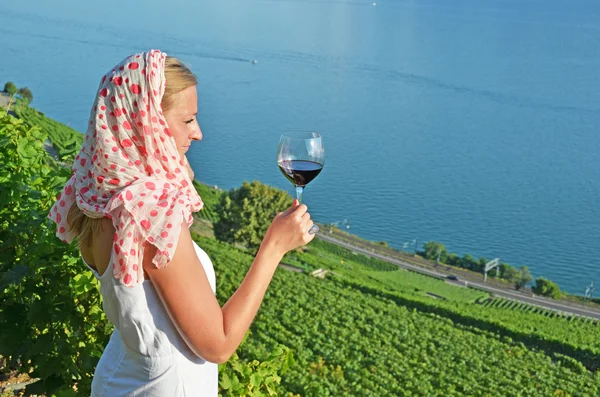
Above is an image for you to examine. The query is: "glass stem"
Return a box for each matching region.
[295,185,319,234]
[295,185,304,204]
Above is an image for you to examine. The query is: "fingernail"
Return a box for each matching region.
[293,198,298,206]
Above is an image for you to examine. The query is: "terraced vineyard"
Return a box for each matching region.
[15,105,83,159]
[192,180,223,222]
[196,235,600,396]
[365,268,487,303]
[477,296,597,323]
[281,237,600,369]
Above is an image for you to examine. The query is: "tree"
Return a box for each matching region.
[446,253,460,267]
[3,81,17,95]
[498,263,511,278]
[501,265,520,284]
[214,181,291,252]
[532,277,562,299]
[460,254,479,272]
[17,86,33,103]
[422,241,448,263]
[514,265,533,290]
[2,82,33,110]
[473,257,488,274]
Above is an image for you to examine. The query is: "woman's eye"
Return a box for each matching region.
[185,118,195,124]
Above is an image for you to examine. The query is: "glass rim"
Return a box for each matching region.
[280,130,321,140]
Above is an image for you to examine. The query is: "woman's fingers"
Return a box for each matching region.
[288,204,307,218]
[265,201,315,255]
[280,203,300,217]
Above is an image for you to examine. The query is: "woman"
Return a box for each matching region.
[48,49,314,396]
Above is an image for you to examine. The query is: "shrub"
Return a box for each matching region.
[214,181,291,252]
[0,109,110,395]
[532,277,562,299]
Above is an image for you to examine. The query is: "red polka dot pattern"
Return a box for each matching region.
[48,49,204,287]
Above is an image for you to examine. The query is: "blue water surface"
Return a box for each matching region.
[1,0,599,293]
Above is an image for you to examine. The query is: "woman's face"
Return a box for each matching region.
[164,85,202,159]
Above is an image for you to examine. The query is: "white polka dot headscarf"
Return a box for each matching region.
[48,49,204,286]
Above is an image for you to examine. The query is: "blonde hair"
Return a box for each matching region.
[67,205,104,249]
[161,56,198,114]
[68,55,197,248]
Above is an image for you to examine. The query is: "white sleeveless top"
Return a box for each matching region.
[85,241,218,397]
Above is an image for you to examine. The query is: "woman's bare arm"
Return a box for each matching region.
[143,203,313,363]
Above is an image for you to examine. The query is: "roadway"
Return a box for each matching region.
[316,233,600,320]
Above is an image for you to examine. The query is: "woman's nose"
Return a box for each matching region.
[191,122,202,141]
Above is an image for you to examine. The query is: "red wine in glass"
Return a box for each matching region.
[277,132,325,234]
[278,160,323,187]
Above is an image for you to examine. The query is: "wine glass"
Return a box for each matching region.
[277,131,325,234]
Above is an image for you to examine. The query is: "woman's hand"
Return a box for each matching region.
[261,199,315,257]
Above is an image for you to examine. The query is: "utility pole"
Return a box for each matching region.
[584,281,595,304]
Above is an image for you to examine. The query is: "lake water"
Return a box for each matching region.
[1,0,599,294]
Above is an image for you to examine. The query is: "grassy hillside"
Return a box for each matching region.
[12,105,600,395]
